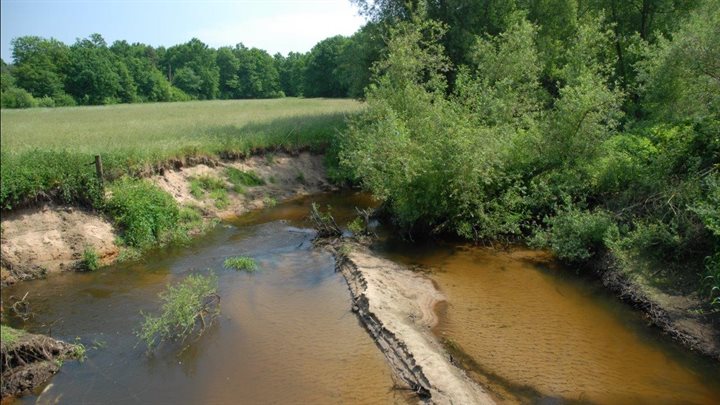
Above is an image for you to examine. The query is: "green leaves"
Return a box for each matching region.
[105,178,179,249]
[137,273,219,351]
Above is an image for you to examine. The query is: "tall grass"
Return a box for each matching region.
[0,98,362,210]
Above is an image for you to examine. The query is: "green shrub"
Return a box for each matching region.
[223,256,258,271]
[105,178,179,249]
[225,167,265,187]
[36,96,56,108]
[169,86,192,102]
[53,93,77,107]
[179,205,203,224]
[81,246,100,271]
[532,208,618,262]
[1,87,36,108]
[348,217,365,235]
[703,253,720,308]
[616,221,685,262]
[209,189,229,209]
[137,273,219,350]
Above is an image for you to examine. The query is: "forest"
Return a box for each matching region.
[335,0,719,307]
[0,28,381,107]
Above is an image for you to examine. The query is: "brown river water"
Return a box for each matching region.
[4,192,720,404]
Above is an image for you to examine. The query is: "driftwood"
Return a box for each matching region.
[309,203,342,238]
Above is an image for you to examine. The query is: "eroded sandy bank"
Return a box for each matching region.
[334,242,496,404]
[0,152,331,286]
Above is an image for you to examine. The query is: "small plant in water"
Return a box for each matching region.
[137,273,220,351]
[72,338,87,362]
[82,246,100,271]
[224,256,258,272]
[348,217,365,235]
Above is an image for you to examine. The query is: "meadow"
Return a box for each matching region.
[0,98,363,210]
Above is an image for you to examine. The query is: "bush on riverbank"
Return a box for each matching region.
[105,178,179,249]
[338,7,719,305]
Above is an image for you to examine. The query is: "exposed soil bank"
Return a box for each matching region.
[594,253,720,361]
[1,329,80,401]
[333,241,495,404]
[0,152,330,287]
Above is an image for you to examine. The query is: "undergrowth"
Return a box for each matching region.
[225,167,265,188]
[81,246,100,271]
[105,178,179,250]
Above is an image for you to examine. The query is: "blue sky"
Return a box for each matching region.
[1,0,366,62]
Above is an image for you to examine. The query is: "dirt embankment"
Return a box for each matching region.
[594,253,720,361]
[1,329,81,400]
[334,242,496,405]
[0,152,331,286]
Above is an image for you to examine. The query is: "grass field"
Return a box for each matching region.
[1,98,362,155]
[0,98,363,210]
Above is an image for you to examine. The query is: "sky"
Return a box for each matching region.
[0,0,367,62]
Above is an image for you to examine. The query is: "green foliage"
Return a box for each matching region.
[0,150,103,210]
[304,36,352,97]
[225,167,265,187]
[5,27,372,107]
[223,256,258,272]
[105,178,179,249]
[81,246,100,271]
[1,87,36,108]
[348,217,365,235]
[137,273,220,350]
[340,5,719,305]
[169,86,192,102]
[188,175,228,208]
[209,189,229,209]
[532,208,618,262]
[189,175,226,196]
[263,196,277,208]
[703,253,720,308]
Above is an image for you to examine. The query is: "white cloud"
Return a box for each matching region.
[192,8,365,55]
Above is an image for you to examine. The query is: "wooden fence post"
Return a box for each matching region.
[94,155,104,187]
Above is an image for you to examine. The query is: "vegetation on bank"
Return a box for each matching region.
[137,273,220,351]
[337,2,719,307]
[0,325,24,346]
[0,98,361,211]
[0,99,357,263]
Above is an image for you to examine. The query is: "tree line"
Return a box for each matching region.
[0,27,383,108]
[337,0,719,305]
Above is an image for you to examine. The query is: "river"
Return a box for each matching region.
[3,191,719,404]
